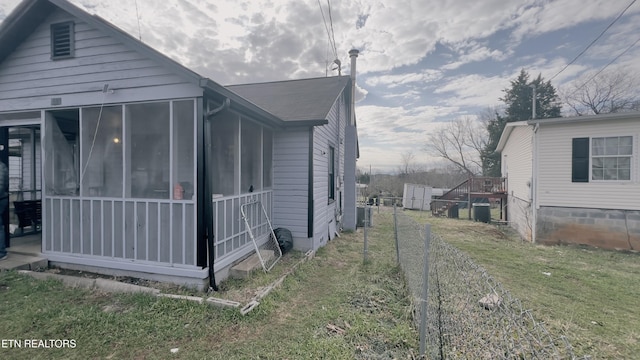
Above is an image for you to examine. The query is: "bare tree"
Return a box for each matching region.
[399,150,416,177]
[562,68,640,116]
[425,117,486,176]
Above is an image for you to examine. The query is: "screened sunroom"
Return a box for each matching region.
[43,99,199,274]
[42,97,275,280]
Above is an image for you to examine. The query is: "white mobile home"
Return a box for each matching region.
[0,0,360,288]
[497,113,640,250]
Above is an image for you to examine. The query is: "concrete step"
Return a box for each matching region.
[229,250,275,279]
[0,253,48,271]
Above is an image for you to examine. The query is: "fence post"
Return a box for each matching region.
[419,223,431,357]
[363,204,368,263]
[393,203,399,264]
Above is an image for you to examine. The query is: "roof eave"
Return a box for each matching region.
[527,111,640,126]
[201,78,286,127]
[0,0,54,65]
[496,121,529,152]
[284,119,329,127]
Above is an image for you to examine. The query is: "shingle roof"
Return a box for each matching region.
[227,76,351,124]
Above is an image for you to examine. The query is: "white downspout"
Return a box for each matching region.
[531,122,540,243]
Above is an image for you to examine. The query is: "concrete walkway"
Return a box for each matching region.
[0,233,46,271]
[0,253,47,271]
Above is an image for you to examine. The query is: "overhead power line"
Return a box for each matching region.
[549,0,637,82]
[569,35,640,96]
[318,0,338,69]
[327,0,338,59]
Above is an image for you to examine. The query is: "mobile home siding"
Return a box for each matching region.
[272,128,310,245]
[537,119,640,210]
[0,8,202,111]
[501,124,534,240]
[502,125,533,202]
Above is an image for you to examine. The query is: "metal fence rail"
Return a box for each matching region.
[393,207,583,359]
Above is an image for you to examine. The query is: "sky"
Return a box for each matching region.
[2,0,640,173]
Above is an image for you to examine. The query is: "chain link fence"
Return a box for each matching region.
[393,206,585,359]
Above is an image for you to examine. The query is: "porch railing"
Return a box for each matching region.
[431,177,506,216]
[211,190,273,271]
[42,190,274,274]
[43,197,197,268]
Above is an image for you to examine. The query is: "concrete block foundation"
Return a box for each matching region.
[536,206,640,250]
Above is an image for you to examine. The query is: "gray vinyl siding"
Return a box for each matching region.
[537,119,640,210]
[312,92,346,246]
[0,8,202,111]
[272,128,310,242]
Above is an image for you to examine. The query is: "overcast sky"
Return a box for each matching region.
[2,0,640,173]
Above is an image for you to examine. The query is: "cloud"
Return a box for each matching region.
[355,104,463,170]
[2,0,636,173]
[435,74,509,108]
[509,0,640,41]
[365,69,443,88]
[441,44,509,71]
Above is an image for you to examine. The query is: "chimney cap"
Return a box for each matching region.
[349,49,359,57]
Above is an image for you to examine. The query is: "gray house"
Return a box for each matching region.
[0,0,359,288]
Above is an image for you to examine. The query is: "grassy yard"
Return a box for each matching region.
[0,211,417,360]
[2,209,637,359]
[407,210,640,360]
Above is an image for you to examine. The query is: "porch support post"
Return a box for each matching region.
[0,127,8,247]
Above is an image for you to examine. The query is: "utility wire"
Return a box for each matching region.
[327,0,338,60]
[135,0,142,41]
[569,35,640,96]
[549,0,637,81]
[317,0,337,61]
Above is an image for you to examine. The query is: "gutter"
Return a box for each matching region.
[203,98,230,291]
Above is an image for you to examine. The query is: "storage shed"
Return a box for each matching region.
[402,183,432,211]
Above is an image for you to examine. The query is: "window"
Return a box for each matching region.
[328,146,335,201]
[81,106,123,197]
[263,129,273,189]
[210,113,239,196]
[210,114,274,196]
[591,136,632,181]
[126,102,170,199]
[44,110,79,195]
[173,100,195,199]
[51,22,74,59]
[44,101,197,200]
[241,120,261,192]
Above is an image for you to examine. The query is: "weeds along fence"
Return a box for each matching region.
[393,206,583,359]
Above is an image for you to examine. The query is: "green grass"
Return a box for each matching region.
[6,208,634,359]
[406,210,640,360]
[0,211,418,359]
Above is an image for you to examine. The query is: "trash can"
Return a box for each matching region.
[472,203,491,223]
[447,204,459,219]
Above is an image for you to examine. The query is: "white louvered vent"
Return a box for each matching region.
[51,22,75,59]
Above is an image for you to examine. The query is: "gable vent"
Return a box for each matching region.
[51,22,75,59]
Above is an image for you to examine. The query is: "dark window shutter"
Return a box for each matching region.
[572,137,589,182]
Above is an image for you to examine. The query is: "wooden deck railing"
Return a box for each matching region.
[431,177,506,216]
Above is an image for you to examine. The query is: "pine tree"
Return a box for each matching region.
[482,69,561,175]
[482,113,507,177]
